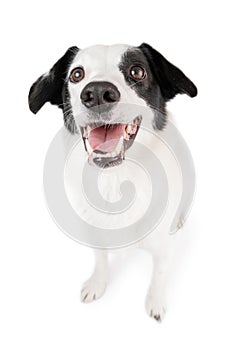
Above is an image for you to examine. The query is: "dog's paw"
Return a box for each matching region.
[145,293,166,322]
[81,275,107,303]
[177,216,185,229]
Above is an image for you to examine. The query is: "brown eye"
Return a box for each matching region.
[70,67,85,83]
[130,66,146,80]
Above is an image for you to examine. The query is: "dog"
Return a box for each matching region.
[28,43,197,322]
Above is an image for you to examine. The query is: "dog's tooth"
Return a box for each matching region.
[126,124,132,133]
[85,139,93,154]
[87,125,92,135]
[124,130,130,141]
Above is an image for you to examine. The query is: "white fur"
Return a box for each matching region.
[64,127,182,322]
[64,45,184,322]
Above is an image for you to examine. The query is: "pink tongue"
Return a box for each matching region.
[89,125,125,152]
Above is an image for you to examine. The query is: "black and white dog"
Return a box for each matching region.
[29,43,197,322]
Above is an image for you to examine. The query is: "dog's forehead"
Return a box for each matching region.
[70,44,132,71]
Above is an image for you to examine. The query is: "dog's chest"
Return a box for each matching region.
[64,128,183,242]
[64,155,153,229]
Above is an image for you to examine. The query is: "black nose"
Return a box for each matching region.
[80,81,120,109]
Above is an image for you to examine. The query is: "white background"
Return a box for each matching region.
[1,1,240,349]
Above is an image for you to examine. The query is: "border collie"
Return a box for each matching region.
[29,43,197,322]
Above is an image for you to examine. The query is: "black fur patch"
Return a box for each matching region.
[119,48,167,130]
[119,44,197,130]
[62,84,79,134]
[139,43,198,100]
[28,46,79,133]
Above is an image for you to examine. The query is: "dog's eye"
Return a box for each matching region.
[70,67,85,83]
[130,66,146,80]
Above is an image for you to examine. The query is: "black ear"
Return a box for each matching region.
[28,46,79,114]
[139,43,197,101]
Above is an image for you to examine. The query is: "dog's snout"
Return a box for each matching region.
[80,81,120,109]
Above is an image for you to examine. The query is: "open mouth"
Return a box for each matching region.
[81,116,142,168]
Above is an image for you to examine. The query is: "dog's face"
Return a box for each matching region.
[29,43,197,168]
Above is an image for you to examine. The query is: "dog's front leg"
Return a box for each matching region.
[144,232,173,322]
[81,250,109,303]
[145,255,168,322]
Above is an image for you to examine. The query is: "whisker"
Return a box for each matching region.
[58,101,70,108]
[128,78,145,89]
[63,108,73,115]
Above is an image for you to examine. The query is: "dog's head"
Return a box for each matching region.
[29,43,197,168]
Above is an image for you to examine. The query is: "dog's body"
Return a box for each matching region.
[29,44,197,321]
[64,124,182,321]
